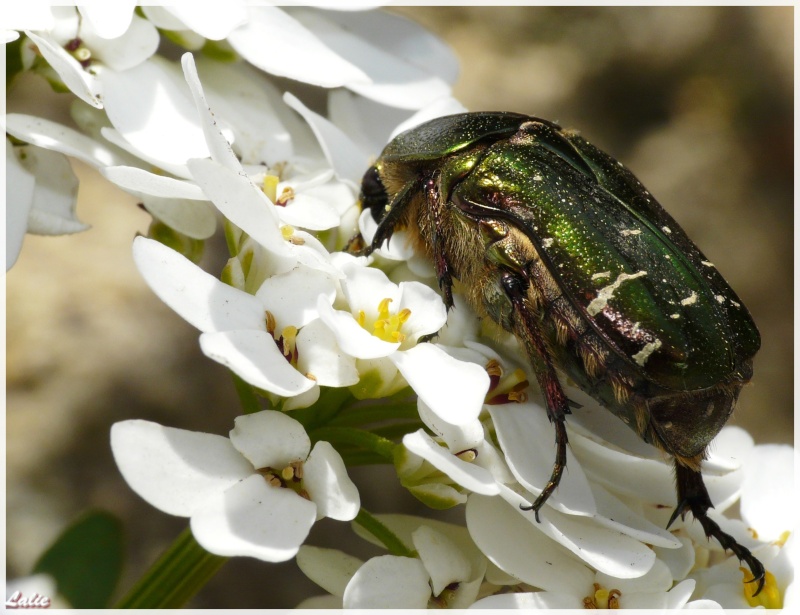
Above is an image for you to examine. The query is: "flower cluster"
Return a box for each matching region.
[5,4,794,609]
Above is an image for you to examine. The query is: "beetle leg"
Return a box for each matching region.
[425,172,455,310]
[669,462,765,596]
[369,180,419,255]
[500,271,571,521]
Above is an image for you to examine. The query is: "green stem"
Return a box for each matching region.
[231,372,261,415]
[328,401,419,427]
[115,527,227,608]
[354,509,415,558]
[308,426,396,461]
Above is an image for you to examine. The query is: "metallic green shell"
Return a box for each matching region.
[444,118,760,392]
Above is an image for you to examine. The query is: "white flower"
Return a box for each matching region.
[297,515,487,609]
[111,410,360,561]
[132,236,357,405]
[22,6,158,109]
[5,140,88,269]
[317,254,489,422]
[471,577,706,609]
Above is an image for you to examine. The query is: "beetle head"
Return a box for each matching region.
[358,164,389,224]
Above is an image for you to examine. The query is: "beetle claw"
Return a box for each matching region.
[673,462,766,596]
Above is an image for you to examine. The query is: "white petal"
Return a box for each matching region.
[498,484,656,578]
[141,196,217,240]
[227,6,369,88]
[132,236,266,333]
[413,526,472,595]
[284,92,369,187]
[296,319,359,387]
[180,53,241,171]
[100,166,206,200]
[276,193,341,231]
[338,259,399,311]
[490,402,596,516]
[110,420,252,516]
[77,2,136,40]
[229,410,311,470]
[162,3,247,40]
[5,141,35,269]
[590,484,681,548]
[322,10,460,85]
[4,5,53,32]
[186,158,288,259]
[327,89,410,157]
[317,297,399,360]
[391,344,489,426]
[100,126,190,179]
[5,113,124,169]
[292,9,451,110]
[199,330,316,397]
[100,57,209,167]
[596,557,673,594]
[396,281,448,340]
[194,58,305,166]
[255,266,335,330]
[403,430,500,496]
[417,399,485,452]
[24,30,102,108]
[653,533,696,583]
[343,555,430,609]
[20,146,84,235]
[471,592,583,609]
[466,493,595,593]
[82,13,158,70]
[568,426,675,506]
[303,441,360,521]
[740,443,795,540]
[296,546,362,598]
[190,474,316,561]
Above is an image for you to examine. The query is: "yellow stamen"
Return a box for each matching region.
[361,298,411,343]
[281,225,295,240]
[741,568,782,609]
[583,583,621,609]
[263,175,280,202]
[774,530,791,547]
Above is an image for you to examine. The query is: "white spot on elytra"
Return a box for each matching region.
[731,299,741,307]
[587,270,647,316]
[715,295,725,303]
[670,313,680,319]
[620,228,641,237]
[542,237,554,248]
[592,271,611,281]
[680,292,698,306]
[533,173,543,181]
[701,261,715,267]
[662,226,672,234]
[633,339,662,366]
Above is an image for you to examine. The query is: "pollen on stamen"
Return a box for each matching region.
[265,311,277,335]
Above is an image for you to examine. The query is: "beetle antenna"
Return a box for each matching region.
[670,462,765,596]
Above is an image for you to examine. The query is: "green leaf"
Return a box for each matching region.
[33,510,124,608]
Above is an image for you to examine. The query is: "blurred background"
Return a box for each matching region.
[6,6,793,608]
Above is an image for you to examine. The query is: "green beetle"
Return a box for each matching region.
[357,112,764,593]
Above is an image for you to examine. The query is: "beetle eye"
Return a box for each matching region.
[359,165,389,223]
